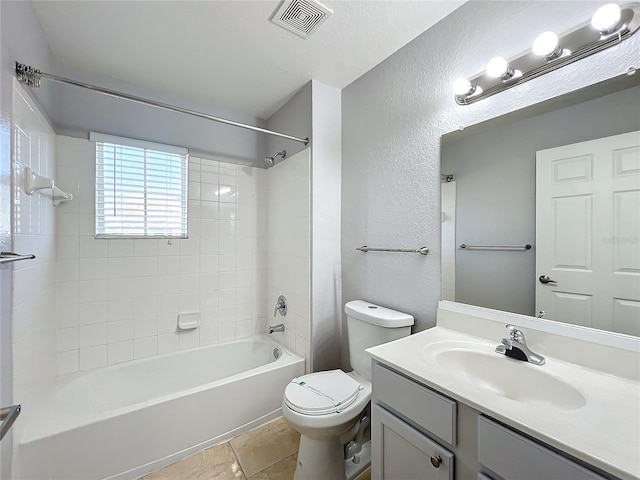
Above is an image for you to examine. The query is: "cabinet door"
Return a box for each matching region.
[372,404,454,480]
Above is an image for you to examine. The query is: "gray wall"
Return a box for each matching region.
[310,80,342,372]
[266,80,342,372]
[0,1,54,476]
[341,0,640,360]
[50,64,268,167]
[266,82,312,161]
[442,85,640,316]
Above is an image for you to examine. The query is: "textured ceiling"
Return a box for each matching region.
[32,0,465,120]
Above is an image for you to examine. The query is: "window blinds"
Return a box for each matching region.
[91,132,188,238]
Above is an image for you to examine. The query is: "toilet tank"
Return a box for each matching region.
[345,300,414,381]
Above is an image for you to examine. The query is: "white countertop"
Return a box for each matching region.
[367,319,640,480]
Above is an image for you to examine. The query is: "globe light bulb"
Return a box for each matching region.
[453,78,474,96]
[532,31,561,58]
[486,56,513,79]
[591,3,622,34]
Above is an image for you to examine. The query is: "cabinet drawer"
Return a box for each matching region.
[478,416,607,480]
[372,362,456,445]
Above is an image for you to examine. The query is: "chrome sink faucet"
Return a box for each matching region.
[495,324,545,365]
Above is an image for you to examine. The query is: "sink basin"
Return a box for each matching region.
[431,347,586,410]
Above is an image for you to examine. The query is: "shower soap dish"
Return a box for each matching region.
[178,311,200,331]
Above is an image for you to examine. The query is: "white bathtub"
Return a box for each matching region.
[16,336,304,480]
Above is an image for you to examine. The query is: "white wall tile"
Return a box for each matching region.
[157,333,180,355]
[200,255,219,272]
[200,308,219,328]
[179,330,200,350]
[79,345,108,370]
[200,291,219,310]
[57,350,79,375]
[157,256,181,276]
[133,296,158,318]
[108,340,134,364]
[134,316,158,339]
[79,258,107,280]
[79,279,107,303]
[78,213,94,236]
[235,320,252,339]
[79,236,108,258]
[108,320,134,343]
[56,327,78,352]
[134,337,158,359]
[53,136,287,372]
[78,323,108,348]
[179,256,199,275]
[106,298,135,322]
[57,212,79,235]
[108,239,135,257]
[219,323,235,343]
[56,258,79,282]
[266,156,311,351]
[57,236,79,259]
[78,302,107,325]
[157,314,178,335]
[200,326,219,346]
[135,239,159,257]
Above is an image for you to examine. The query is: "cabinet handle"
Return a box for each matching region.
[430,455,442,468]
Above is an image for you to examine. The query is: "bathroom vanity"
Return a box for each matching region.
[367,301,640,480]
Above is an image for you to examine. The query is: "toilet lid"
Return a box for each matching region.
[284,370,362,416]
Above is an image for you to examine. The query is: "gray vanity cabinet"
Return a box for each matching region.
[371,361,613,480]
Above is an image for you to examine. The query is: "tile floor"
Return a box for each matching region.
[141,417,372,480]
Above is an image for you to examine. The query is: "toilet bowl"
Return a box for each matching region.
[282,301,413,480]
[283,370,371,480]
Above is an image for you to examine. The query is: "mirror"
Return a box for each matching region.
[441,73,640,337]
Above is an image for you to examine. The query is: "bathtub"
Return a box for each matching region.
[16,336,304,480]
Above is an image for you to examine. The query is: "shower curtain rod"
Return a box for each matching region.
[15,62,309,146]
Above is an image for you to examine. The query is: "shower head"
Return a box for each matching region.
[264,150,286,168]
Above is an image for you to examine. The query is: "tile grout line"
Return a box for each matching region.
[230,434,297,477]
[228,440,249,479]
[245,452,298,480]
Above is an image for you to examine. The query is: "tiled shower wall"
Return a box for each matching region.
[11,82,57,408]
[54,135,272,374]
[56,136,309,374]
[266,150,311,370]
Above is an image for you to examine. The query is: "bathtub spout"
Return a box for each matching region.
[268,324,285,334]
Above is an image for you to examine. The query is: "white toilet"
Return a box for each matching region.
[282,300,413,480]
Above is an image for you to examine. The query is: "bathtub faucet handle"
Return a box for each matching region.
[274,295,287,317]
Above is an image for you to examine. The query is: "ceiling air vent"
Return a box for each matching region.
[270,0,333,39]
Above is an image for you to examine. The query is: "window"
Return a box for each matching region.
[92,132,188,238]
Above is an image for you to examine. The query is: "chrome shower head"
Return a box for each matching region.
[264,150,286,168]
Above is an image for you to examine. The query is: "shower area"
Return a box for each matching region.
[4,55,341,478]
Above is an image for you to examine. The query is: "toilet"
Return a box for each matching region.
[282,300,413,480]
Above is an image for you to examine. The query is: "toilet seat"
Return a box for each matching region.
[284,370,363,416]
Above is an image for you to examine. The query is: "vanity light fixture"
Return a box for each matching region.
[532,31,564,59]
[454,2,640,105]
[486,56,514,80]
[592,3,622,33]
[453,78,476,96]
